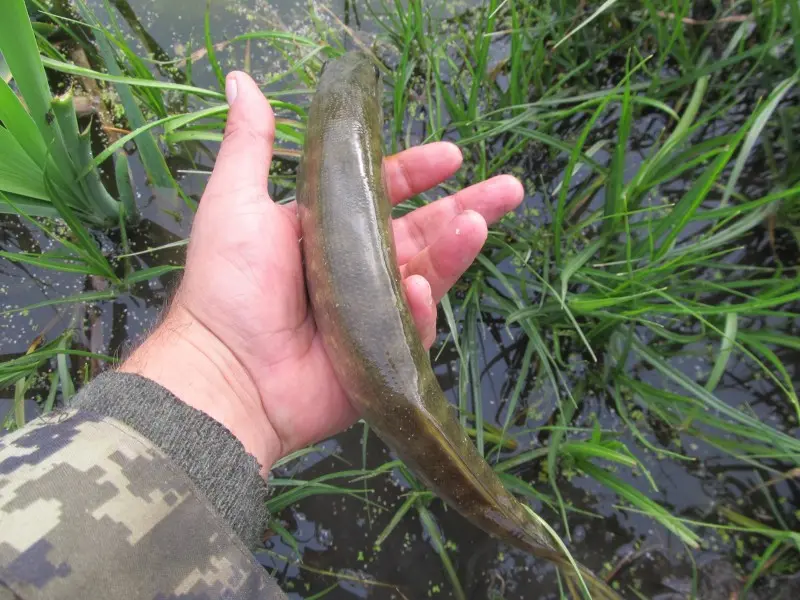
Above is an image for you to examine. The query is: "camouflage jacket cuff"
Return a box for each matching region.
[71,370,269,549]
[0,409,285,599]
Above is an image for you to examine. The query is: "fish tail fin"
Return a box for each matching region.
[514,504,622,599]
[553,556,622,600]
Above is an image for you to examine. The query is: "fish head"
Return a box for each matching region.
[315,51,382,121]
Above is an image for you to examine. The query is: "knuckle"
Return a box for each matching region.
[223,117,274,146]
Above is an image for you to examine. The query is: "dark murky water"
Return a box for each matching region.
[1,1,799,599]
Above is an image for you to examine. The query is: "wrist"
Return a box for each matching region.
[119,301,281,477]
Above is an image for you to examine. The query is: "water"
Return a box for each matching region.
[1,1,799,598]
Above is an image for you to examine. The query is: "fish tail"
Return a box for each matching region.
[553,556,622,600]
[507,502,622,599]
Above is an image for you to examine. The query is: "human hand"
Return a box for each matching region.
[121,72,523,475]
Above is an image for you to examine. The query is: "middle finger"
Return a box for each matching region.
[393,174,524,265]
[383,142,463,205]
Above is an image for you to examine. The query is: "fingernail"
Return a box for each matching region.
[424,278,434,306]
[226,75,238,106]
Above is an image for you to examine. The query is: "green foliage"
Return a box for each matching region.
[0,0,122,224]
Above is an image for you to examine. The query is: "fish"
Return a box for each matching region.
[296,50,621,600]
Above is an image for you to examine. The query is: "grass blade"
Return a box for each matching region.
[40,56,225,100]
[553,0,619,50]
[720,75,797,207]
[0,0,53,138]
[416,503,466,600]
[704,313,738,392]
[204,0,225,91]
[579,462,700,547]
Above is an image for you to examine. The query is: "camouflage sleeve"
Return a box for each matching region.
[70,372,270,549]
[0,409,287,599]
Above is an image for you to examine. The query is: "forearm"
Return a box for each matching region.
[0,374,286,599]
[117,302,282,477]
[72,370,269,548]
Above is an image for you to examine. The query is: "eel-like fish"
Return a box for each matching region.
[296,51,620,600]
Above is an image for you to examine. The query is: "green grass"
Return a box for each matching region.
[0,0,131,224]
[2,0,800,598]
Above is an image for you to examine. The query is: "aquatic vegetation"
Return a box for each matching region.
[1,0,799,597]
[0,0,130,223]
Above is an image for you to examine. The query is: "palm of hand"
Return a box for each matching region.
[182,156,520,456]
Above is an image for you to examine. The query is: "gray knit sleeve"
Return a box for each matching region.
[71,370,269,550]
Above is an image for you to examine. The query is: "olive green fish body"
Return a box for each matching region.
[297,52,618,600]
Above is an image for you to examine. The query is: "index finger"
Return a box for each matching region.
[383,142,463,205]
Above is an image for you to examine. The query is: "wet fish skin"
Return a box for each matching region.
[296,51,619,600]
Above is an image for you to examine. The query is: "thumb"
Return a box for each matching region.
[205,71,275,198]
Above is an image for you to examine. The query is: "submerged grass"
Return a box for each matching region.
[2,0,800,597]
